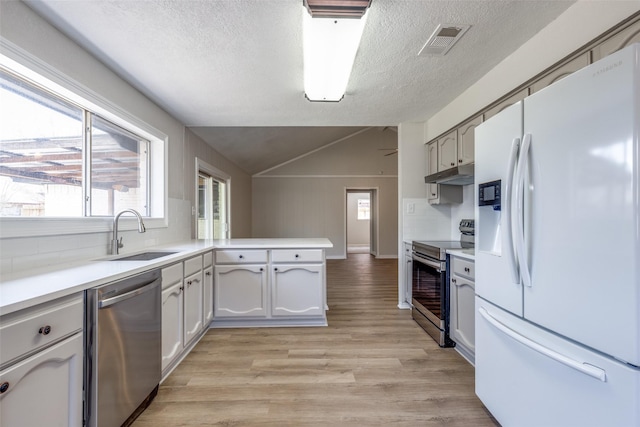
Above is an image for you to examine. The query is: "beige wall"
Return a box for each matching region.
[253,127,398,258]
[0,1,251,272]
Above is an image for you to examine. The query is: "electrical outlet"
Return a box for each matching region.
[407,202,415,214]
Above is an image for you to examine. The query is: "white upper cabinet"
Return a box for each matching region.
[591,19,640,62]
[457,115,482,166]
[437,130,458,171]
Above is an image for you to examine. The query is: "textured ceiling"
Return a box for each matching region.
[24,0,575,173]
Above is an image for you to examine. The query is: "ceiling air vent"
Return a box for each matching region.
[419,24,470,56]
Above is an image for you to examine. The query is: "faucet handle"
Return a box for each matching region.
[117,237,124,249]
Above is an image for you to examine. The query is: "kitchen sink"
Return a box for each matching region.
[110,251,178,261]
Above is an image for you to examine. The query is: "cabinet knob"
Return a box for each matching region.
[38,325,52,335]
[239,255,244,259]
[187,280,192,286]
[464,267,470,272]
[458,159,463,163]
[431,193,436,197]
[450,162,455,166]
[274,267,278,272]
[0,382,8,393]
[205,271,212,276]
[295,254,300,258]
[452,278,457,284]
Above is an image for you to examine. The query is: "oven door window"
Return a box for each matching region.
[412,258,443,320]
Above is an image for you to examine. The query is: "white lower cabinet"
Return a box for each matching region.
[183,269,203,345]
[450,255,475,364]
[161,280,183,371]
[214,264,268,317]
[0,293,83,427]
[0,333,83,427]
[213,248,327,326]
[271,264,323,316]
[161,252,211,378]
[203,251,214,326]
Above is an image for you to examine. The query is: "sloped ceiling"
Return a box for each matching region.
[24,0,575,173]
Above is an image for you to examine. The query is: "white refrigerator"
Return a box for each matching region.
[474,43,640,426]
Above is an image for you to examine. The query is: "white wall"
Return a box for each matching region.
[0,1,251,274]
[253,127,398,259]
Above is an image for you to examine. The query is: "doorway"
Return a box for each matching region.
[345,188,378,257]
[196,158,230,239]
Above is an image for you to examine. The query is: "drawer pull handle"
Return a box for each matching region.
[0,382,8,393]
[39,325,52,335]
[464,267,470,272]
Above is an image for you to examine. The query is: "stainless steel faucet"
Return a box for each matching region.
[112,209,146,255]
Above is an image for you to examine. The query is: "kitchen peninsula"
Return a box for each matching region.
[0,238,332,426]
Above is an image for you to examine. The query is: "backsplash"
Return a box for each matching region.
[450,185,475,238]
[0,198,192,277]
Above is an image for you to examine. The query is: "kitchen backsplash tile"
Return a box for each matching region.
[0,197,192,275]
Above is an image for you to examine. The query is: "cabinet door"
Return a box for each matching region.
[591,19,640,62]
[484,88,528,121]
[451,275,476,352]
[161,281,183,371]
[530,53,590,94]
[0,333,83,427]
[183,270,203,345]
[426,141,439,201]
[203,266,214,326]
[457,115,482,166]
[437,130,457,171]
[403,244,412,304]
[214,265,267,318]
[271,264,324,317]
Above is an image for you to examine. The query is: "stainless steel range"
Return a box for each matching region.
[412,219,474,346]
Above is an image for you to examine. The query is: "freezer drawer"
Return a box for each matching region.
[475,296,640,427]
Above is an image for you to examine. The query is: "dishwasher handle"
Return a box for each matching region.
[98,279,160,309]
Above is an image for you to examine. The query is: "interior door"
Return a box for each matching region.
[522,45,640,366]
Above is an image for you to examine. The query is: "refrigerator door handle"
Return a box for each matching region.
[513,133,532,287]
[479,307,607,382]
[506,137,521,284]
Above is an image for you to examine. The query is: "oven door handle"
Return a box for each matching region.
[412,253,442,271]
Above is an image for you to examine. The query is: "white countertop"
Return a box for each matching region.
[0,238,332,316]
[446,248,476,261]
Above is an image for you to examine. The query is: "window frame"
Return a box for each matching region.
[0,47,168,239]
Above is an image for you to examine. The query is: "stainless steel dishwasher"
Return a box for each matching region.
[85,269,161,427]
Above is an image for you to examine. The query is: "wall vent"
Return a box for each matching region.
[418,24,470,56]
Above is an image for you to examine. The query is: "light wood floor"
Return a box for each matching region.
[134,254,498,426]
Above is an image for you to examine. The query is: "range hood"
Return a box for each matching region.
[424,163,474,185]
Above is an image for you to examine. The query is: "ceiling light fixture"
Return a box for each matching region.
[302,1,371,102]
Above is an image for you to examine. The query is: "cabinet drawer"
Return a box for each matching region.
[162,263,183,288]
[203,251,213,268]
[452,256,475,280]
[0,294,83,368]
[216,250,268,264]
[272,249,323,263]
[184,255,203,276]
